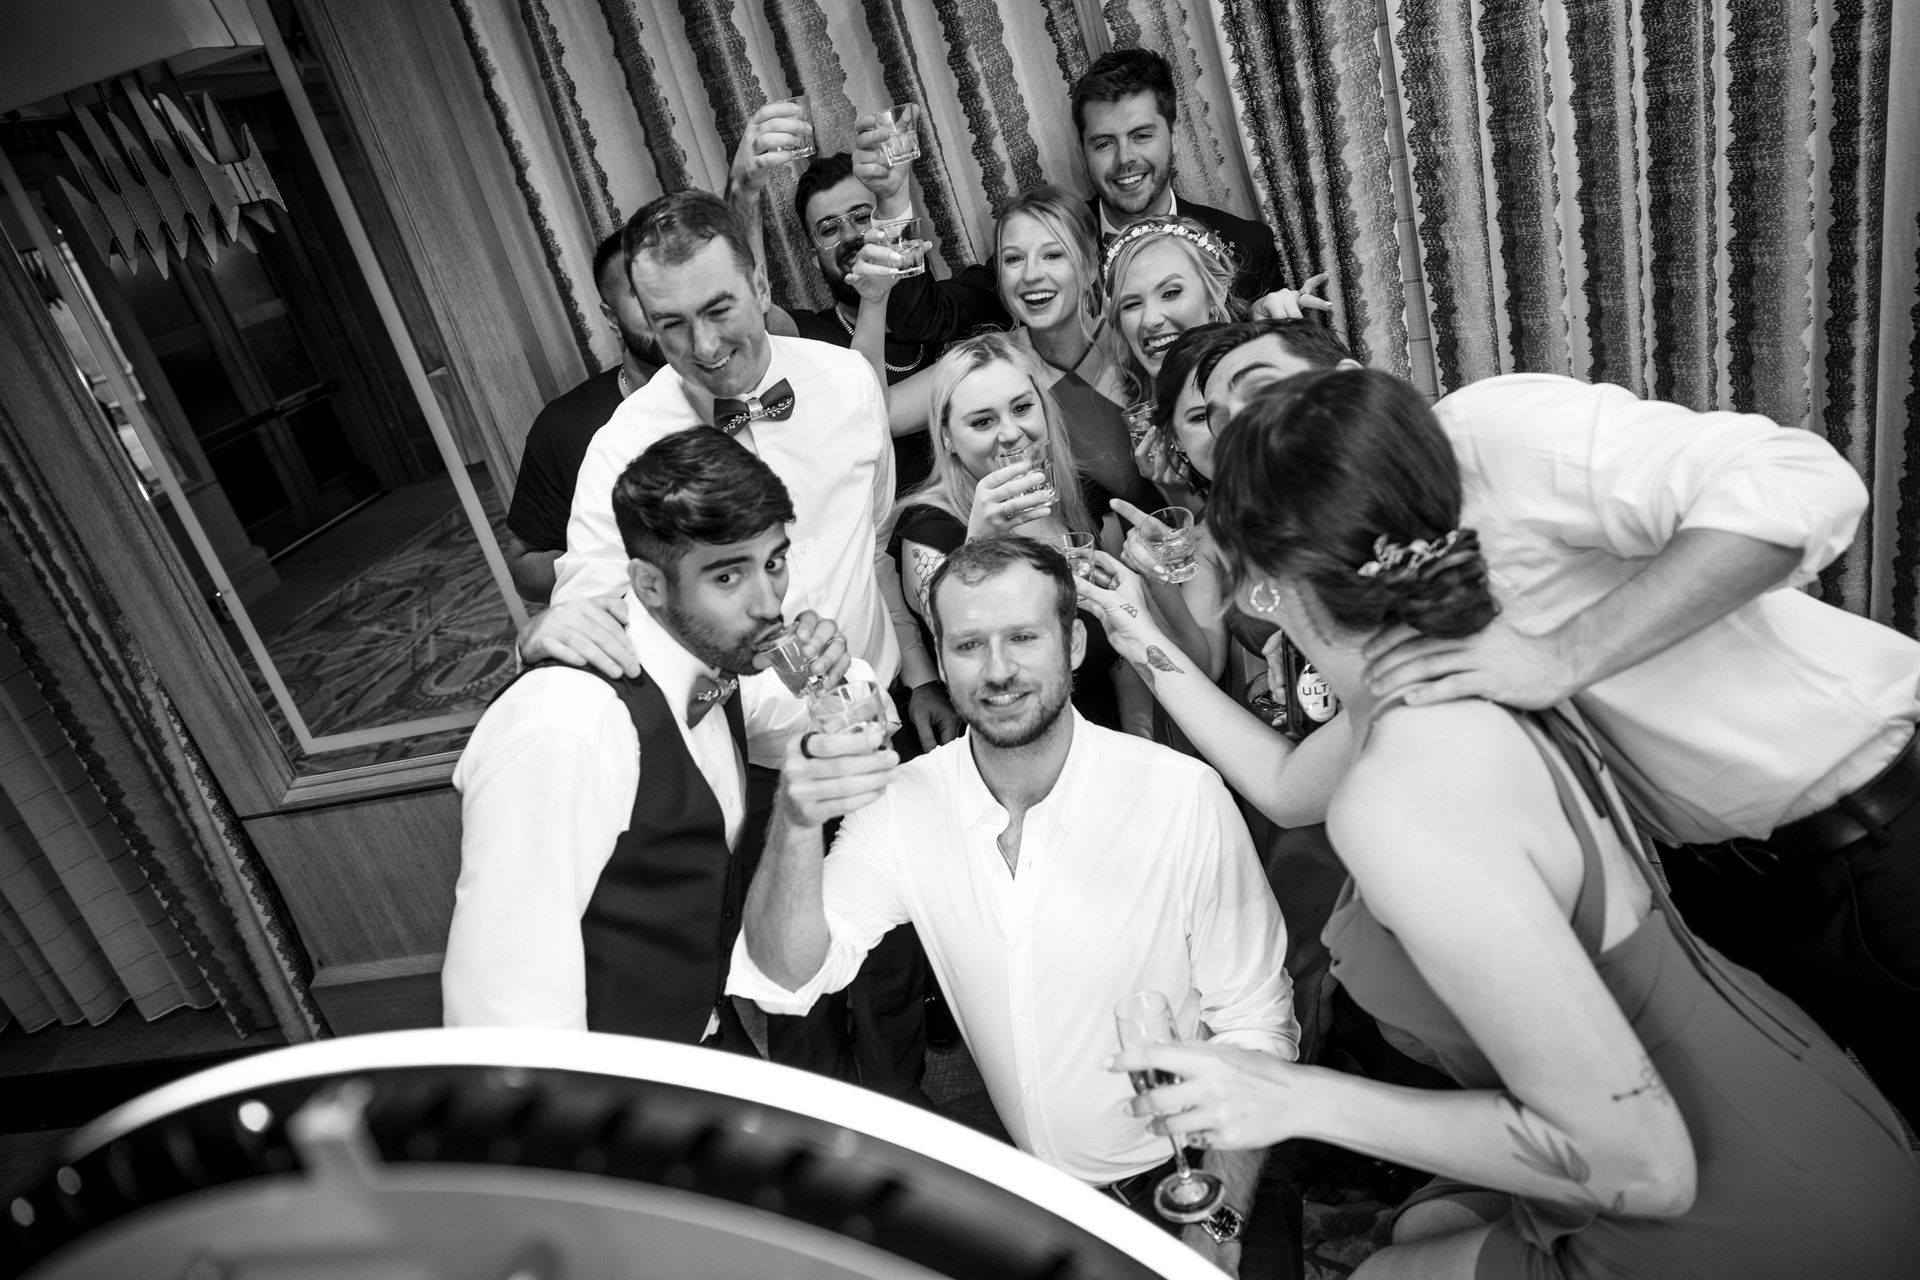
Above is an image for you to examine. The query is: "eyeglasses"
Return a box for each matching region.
[812,205,875,244]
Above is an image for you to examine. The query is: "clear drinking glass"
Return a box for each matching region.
[759,621,827,697]
[779,94,816,160]
[1113,990,1227,1224]
[879,102,921,165]
[1144,506,1199,584]
[873,215,927,277]
[1059,531,1096,579]
[806,679,889,737]
[1124,400,1156,447]
[996,440,1056,505]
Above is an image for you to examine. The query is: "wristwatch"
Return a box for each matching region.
[1200,1204,1245,1245]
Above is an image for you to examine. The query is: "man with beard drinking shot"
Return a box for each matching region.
[729,535,1298,1276]
[444,429,870,1046]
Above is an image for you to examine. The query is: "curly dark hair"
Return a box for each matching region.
[1207,367,1498,640]
[613,428,795,573]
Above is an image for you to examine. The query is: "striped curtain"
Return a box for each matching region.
[443,0,1918,629]
[1380,0,1920,626]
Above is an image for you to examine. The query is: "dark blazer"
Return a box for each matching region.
[1093,195,1284,303]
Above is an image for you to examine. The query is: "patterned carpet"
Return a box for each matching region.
[249,491,519,774]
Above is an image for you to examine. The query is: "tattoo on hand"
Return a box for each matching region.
[1609,1058,1671,1107]
[1145,646,1184,674]
[1119,603,1139,618]
[1498,1092,1626,1214]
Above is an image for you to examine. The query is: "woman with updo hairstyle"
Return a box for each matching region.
[1077,366,1920,1279]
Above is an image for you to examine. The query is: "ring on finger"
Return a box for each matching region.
[1187,1130,1212,1150]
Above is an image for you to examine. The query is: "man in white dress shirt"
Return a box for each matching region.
[1198,323,1920,1121]
[730,535,1297,1274]
[517,189,929,700]
[443,429,860,1044]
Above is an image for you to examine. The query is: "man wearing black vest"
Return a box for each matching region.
[443,428,869,1047]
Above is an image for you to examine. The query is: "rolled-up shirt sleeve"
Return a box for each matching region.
[1185,771,1299,1061]
[725,794,911,1015]
[1438,374,1867,587]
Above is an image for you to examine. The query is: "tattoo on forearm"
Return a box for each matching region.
[1145,645,1183,674]
[1497,1092,1625,1213]
[1609,1058,1671,1106]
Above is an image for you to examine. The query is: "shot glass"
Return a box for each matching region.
[1143,506,1200,584]
[1124,400,1156,447]
[759,621,827,697]
[806,679,889,738]
[879,102,921,166]
[873,214,927,277]
[996,440,1056,505]
[778,94,816,160]
[1059,531,1097,580]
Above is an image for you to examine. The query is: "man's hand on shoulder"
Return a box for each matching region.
[1362,616,1578,710]
[907,681,962,750]
[773,721,897,830]
[517,594,640,679]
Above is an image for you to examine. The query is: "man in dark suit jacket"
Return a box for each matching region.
[1071,47,1283,303]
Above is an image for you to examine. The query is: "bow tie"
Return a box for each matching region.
[686,673,738,727]
[711,380,796,436]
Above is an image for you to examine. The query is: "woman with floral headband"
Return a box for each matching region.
[1078,367,1920,1279]
[1102,216,1328,503]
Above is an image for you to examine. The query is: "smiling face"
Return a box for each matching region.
[997,211,1085,334]
[942,360,1046,481]
[1079,91,1174,221]
[633,523,791,676]
[802,175,876,309]
[1113,239,1218,377]
[629,236,772,400]
[933,562,1082,749]
[1204,334,1328,438]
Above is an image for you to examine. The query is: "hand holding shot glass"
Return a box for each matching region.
[1059,532,1097,580]
[1123,400,1156,447]
[1142,506,1200,584]
[995,440,1056,506]
[775,94,816,160]
[806,679,890,738]
[871,215,929,278]
[878,102,921,165]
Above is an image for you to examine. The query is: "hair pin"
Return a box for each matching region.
[1357,530,1462,579]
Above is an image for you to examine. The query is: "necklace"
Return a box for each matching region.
[835,305,922,374]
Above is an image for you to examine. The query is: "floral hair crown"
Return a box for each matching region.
[1101,216,1234,282]
[1357,530,1464,580]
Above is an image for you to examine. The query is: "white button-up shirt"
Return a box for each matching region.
[552,336,901,689]
[1436,373,1920,843]
[443,604,872,1030]
[728,714,1297,1183]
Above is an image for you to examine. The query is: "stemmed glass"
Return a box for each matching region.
[1113,990,1226,1223]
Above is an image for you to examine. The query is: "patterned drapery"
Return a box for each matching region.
[443,0,1918,628]
[0,244,324,1041]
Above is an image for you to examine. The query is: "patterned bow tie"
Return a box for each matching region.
[711,379,796,436]
[686,673,738,727]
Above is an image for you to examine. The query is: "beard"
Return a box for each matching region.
[954,668,1074,750]
[660,597,774,678]
[620,322,665,369]
[821,238,863,310]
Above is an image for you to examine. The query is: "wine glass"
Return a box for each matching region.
[1113,990,1225,1224]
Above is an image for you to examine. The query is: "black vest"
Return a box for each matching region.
[536,664,770,1041]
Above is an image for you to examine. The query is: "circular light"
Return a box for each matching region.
[236,1100,273,1133]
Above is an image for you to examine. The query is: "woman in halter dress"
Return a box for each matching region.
[1079,367,1920,1279]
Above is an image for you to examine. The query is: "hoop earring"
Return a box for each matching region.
[1248,580,1283,615]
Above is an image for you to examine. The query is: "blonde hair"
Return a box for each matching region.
[894,333,1094,535]
[994,185,1104,331]
[1101,217,1245,401]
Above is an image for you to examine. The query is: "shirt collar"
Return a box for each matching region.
[952,708,1093,829]
[627,601,722,716]
[1098,190,1179,240]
